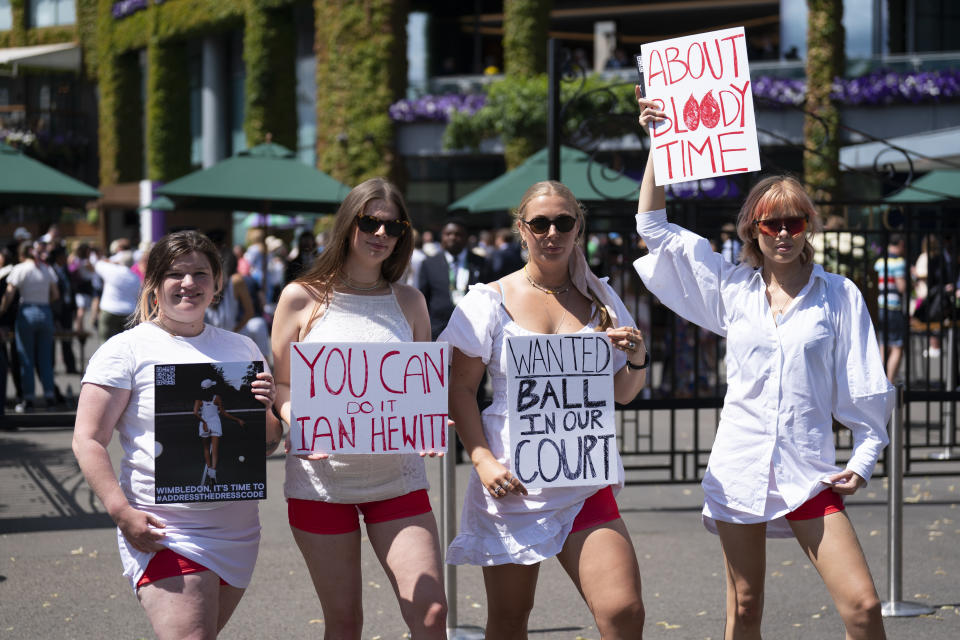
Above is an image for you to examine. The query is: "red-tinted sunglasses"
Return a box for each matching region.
[754,216,808,238]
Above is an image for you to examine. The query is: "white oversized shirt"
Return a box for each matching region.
[634,210,894,536]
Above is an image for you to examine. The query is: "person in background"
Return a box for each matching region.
[0,245,14,421]
[205,252,271,362]
[271,177,447,638]
[48,245,79,375]
[73,230,279,639]
[418,217,488,341]
[633,92,892,639]
[443,180,648,638]
[874,234,908,383]
[0,241,59,413]
[404,228,427,287]
[720,222,742,265]
[486,227,525,281]
[284,230,318,284]
[94,246,141,342]
[69,243,96,348]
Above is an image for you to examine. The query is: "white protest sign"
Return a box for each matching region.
[290,342,448,454]
[506,334,619,489]
[640,26,760,185]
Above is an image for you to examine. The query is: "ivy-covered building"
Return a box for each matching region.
[2,0,408,245]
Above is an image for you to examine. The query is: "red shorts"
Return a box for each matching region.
[136,549,227,590]
[570,486,621,534]
[287,489,433,535]
[785,487,845,521]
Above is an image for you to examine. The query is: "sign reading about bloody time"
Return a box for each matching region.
[640,26,760,185]
[290,342,448,455]
[506,334,619,489]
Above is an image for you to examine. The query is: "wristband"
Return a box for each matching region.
[625,350,649,371]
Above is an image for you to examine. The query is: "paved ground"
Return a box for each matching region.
[1,424,959,639]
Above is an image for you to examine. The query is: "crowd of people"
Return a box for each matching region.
[3,84,903,637]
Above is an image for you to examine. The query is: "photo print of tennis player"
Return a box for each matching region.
[153,360,268,503]
[196,377,245,486]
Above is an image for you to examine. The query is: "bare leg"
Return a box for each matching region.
[366,512,447,638]
[210,435,220,471]
[290,525,364,639]
[556,518,645,639]
[715,520,767,640]
[201,437,211,469]
[885,345,903,383]
[789,511,886,640]
[138,570,244,640]
[481,562,540,640]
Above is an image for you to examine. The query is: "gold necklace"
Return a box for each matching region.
[340,273,384,291]
[524,265,571,295]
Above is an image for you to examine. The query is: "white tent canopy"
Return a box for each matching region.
[0,42,81,73]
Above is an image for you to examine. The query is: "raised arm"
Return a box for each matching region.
[636,86,667,215]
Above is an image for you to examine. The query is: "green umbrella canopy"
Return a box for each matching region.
[0,141,101,205]
[449,146,639,212]
[157,142,351,213]
[884,170,960,203]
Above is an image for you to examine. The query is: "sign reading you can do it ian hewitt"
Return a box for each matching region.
[290,342,448,455]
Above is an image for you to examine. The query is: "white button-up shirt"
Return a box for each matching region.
[634,210,894,535]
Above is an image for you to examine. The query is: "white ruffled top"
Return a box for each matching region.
[441,283,631,566]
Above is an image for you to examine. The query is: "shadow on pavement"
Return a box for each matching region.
[0,433,114,534]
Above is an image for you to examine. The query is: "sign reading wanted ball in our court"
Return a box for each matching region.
[289,342,449,455]
[506,334,619,489]
[640,26,761,186]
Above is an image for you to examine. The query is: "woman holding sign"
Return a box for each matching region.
[73,230,280,638]
[633,92,893,639]
[271,177,447,639]
[443,181,648,637]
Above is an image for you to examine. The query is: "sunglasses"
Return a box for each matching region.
[356,213,409,238]
[520,215,578,235]
[754,216,808,238]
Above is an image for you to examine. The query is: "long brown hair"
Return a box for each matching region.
[736,175,823,269]
[296,177,413,302]
[513,180,612,330]
[130,231,223,327]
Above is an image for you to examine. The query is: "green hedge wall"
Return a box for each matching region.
[244,2,297,149]
[314,0,407,186]
[97,51,142,185]
[146,38,191,181]
[803,0,844,203]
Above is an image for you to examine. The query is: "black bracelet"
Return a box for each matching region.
[625,350,649,370]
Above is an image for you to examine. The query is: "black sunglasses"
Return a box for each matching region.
[356,213,409,238]
[520,215,578,235]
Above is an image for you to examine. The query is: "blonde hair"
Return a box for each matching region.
[736,176,823,269]
[513,181,612,330]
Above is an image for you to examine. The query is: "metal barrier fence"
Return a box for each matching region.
[587,198,960,483]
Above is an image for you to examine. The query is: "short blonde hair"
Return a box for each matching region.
[736,176,823,268]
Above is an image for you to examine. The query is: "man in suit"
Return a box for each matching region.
[418,218,488,340]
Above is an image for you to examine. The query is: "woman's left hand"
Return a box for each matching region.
[419,450,445,458]
[251,372,276,408]
[606,326,646,361]
[827,469,866,495]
